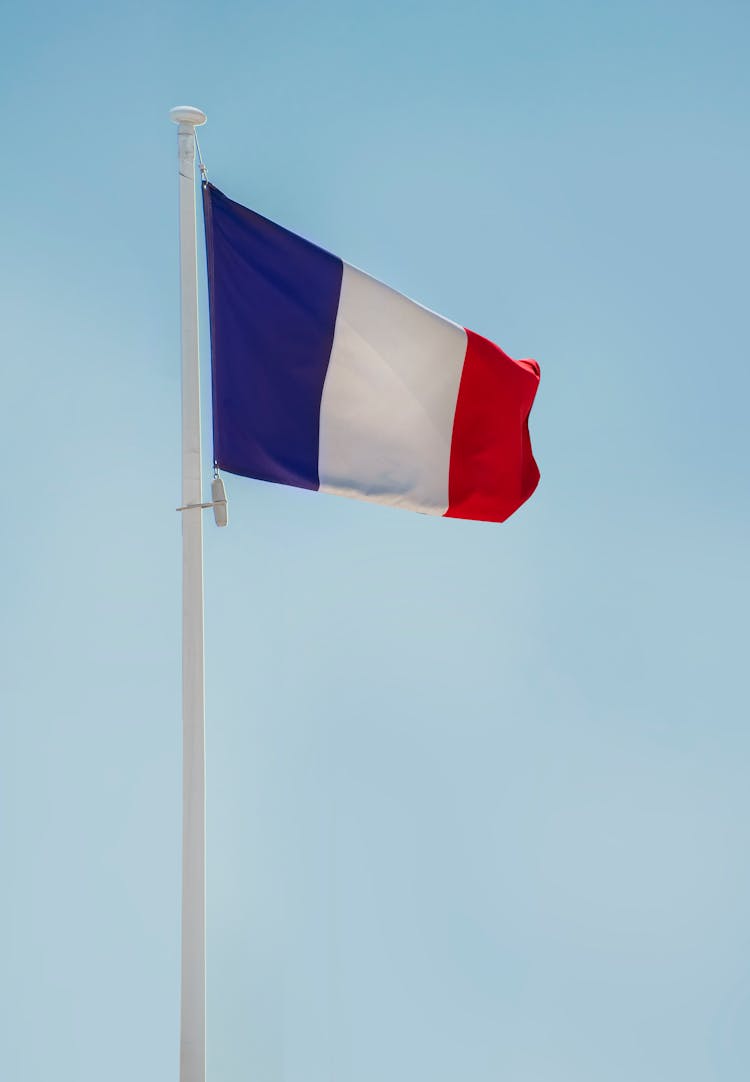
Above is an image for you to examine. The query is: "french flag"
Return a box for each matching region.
[203,183,540,523]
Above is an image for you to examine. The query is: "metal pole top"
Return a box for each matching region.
[170,106,207,127]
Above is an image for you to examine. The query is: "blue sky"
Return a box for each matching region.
[2,1,749,1079]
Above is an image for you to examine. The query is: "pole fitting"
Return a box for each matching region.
[169,106,207,127]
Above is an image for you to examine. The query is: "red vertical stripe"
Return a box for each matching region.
[445,329,540,523]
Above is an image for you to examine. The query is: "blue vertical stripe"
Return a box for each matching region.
[203,183,343,490]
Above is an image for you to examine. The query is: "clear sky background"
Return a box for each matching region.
[2,1,749,1079]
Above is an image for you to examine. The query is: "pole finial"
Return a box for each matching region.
[169,106,207,127]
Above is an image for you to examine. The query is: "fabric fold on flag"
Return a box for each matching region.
[203,182,540,523]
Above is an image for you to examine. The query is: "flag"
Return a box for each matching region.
[203,183,540,523]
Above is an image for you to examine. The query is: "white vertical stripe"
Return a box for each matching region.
[318,263,468,515]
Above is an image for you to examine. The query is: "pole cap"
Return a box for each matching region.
[169,106,207,126]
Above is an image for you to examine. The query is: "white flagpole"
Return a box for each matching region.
[170,104,207,1082]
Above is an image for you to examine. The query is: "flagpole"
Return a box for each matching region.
[170,104,207,1082]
